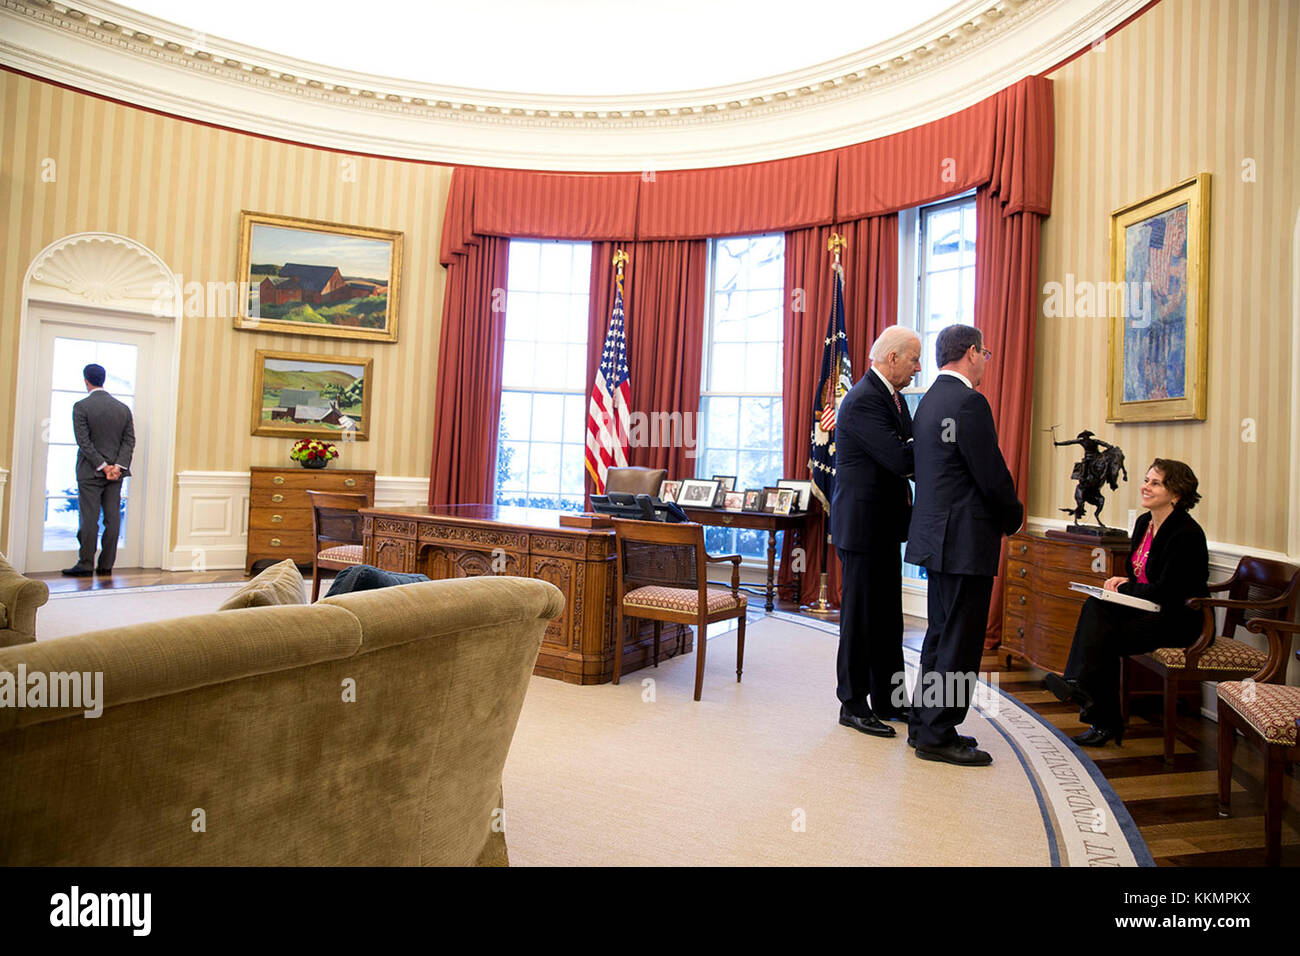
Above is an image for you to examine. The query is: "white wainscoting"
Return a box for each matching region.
[168,471,429,572]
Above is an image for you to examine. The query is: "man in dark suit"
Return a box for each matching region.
[831,326,922,738]
[905,325,1022,766]
[64,363,135,577]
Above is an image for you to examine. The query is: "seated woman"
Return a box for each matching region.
[1044,458,1209,746]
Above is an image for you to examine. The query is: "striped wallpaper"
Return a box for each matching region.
[1031,0,1297,554]
[0,72,453,547]
[1,0,1296,556]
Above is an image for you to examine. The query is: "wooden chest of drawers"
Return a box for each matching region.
[245,466,376,574]
[1000,531,1129,674]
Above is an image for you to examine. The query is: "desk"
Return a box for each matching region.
[678,506,810,611]
[360,504,691,685]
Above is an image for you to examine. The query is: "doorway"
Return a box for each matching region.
[23,317,161,572]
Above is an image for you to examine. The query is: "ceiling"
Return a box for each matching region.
[117,0,961,96]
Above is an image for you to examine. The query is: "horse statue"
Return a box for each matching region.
[1052,427,1128,528]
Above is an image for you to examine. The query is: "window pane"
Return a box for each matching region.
[538,293,569,342]
[709,343,746,392]
[538,243,571,293]
[532,393,563,442]
[505,292,537,341]
[500,392,531,444]
[530,442,562,493]
[927,270,960,325]
[961,267,976,323]
[534,343,567,389]
[47,390,80,444]
[927,208,962,271]
[704,396,739,449]
[502,340,534,388]
[508,240,540,291]
[51,338,98,391]
[746,343,781,394]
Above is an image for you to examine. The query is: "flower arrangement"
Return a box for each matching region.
[290,439,340,469]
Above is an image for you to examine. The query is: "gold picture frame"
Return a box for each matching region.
[251,349,373,441]
[1107,174,1210,423]
[236,210,403,343]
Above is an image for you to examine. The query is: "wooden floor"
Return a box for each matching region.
[31,571,1300,866]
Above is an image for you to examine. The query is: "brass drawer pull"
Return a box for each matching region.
[271,494,284,503]
[1020,543,1028,554]
[272,476,285,485]
[271,514,282,523]
[270,538,282,547]
[1018,567,1027,577]
[1017,626,1024,637]
[1018,594,1026,605]
[344,478,356,487]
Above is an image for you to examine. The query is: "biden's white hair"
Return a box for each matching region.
[869,325,921,363]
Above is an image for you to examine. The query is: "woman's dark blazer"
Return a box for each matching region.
[1117,507,1210,642]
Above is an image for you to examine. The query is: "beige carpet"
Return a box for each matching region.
[35,582,298,640]
[502,615,1052,866]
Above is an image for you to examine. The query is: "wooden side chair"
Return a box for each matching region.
[611,518,746,702]
[1124,556,1300,762]
[1216,617,1300,866]
[305,490,371,601]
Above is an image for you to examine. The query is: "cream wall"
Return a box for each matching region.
[2,0,1297,561]
[0,71,452,551]
[1032,0,1298,555]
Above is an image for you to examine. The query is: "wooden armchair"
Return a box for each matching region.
[611,518,747,701]
[1124,556,1300,762]
[305,490,371,601]
[1216,617,1300,866]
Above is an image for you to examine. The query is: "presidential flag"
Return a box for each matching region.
[808,262,851,513]
[584,262,632,493]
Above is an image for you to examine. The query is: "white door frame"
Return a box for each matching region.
[7,233,181,572]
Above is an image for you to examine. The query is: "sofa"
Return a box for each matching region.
[0,572,563,865]
[0,552,48,647]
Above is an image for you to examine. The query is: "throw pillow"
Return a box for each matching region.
[219,559,307,610]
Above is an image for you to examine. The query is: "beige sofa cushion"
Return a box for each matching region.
[219,559,307,610]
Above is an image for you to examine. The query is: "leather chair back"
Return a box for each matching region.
[605,467,667,497]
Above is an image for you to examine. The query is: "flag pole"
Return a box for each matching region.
[801,232,847,619]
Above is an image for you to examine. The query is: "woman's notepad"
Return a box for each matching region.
[1068,582,1161,613]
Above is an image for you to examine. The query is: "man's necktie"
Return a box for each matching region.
[892,390,902,415]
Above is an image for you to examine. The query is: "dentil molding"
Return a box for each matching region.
[1,0,1150,169]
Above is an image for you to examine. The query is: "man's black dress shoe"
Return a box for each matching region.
[1072,725,1124,747]
[914,742,993,766]
[908,733,977,749]
[839,708,896,738]
[61,565,94,577]
[1043,672,1095,711]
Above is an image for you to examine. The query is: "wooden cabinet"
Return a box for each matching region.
[245,467,375,574]
[1000,531,1129,674]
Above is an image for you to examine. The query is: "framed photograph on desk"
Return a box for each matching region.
[777,479,813,512]
[677,478,720,507]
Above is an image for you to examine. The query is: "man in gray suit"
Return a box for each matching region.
[63,363,135,576]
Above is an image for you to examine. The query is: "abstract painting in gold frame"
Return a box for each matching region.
[1107,174,1210,423]
[236,211,402,344]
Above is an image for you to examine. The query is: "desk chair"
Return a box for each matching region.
[1123,556,1300,762]
[306,490,370,601]
[605,467,667,497]
[611,518,746,701]
[1216,617,1300,866]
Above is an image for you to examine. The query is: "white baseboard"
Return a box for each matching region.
[167,471,430,571]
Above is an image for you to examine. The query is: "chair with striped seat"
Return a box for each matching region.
[1216,617,1300,866]
[1123,556,1300,762]
[611,518,746,701]
[306,490,371,601]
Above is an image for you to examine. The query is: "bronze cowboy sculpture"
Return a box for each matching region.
[1052,427,1128,536]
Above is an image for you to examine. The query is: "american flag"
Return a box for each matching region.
[1146,206,1186,297]
[808,261,851,513]
[584,263,632,493]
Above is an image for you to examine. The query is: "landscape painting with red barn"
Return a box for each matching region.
[236,211,403,344]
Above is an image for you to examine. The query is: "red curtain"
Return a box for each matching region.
[778,216,899,607]
[428,235,510,506]
[975,77,1054,647]
[586,239,708,491]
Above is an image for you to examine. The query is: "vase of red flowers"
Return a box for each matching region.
[290,439,339,469]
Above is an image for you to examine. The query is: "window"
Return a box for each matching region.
[911,196,977,389]
[495,240,592,512]
[898,194,976,581]
[699,234,785,558]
